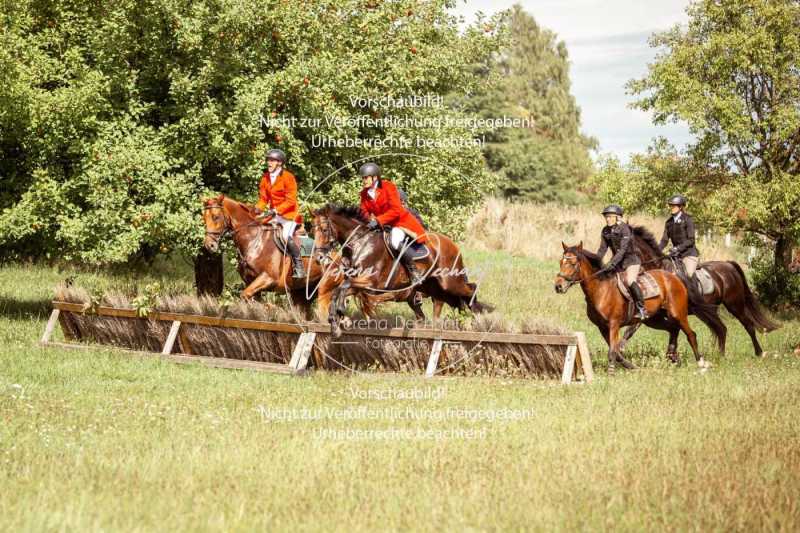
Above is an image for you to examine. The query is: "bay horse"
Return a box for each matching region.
[631,226,779,356]
[311,204,492,337]
[201,194,324,318]
[554,242,719,371]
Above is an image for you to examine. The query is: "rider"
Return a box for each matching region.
[658,194,699,281]
[255,148,305,279]
[597,204,648,320]
[358,162,427,285]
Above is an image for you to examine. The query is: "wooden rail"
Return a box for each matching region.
[40,301,594,383]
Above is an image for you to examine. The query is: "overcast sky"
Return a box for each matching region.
[450,0,693,162]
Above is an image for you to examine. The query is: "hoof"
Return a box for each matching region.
[607,364,616,375]
[341,316,353,330]
[697,358,712,369]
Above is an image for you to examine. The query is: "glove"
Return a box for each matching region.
[366,219,380,231]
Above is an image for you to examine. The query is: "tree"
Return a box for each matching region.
[0,0,504,265]
[622,0,800,273]
[462,4,596,203]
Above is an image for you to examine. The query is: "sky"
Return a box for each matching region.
[450,0,694,162]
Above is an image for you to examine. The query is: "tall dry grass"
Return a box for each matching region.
[464,197,744,262]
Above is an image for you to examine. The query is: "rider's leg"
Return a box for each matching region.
[282,220,305,278]
[682,256,698,278]
[626,264,648,320]
[391,227,424,285]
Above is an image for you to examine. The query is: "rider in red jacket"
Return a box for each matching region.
[359,162,427,284]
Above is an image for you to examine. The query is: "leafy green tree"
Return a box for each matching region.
[0,0,503,264]
[463,4,596,203]
[617,0,800,275]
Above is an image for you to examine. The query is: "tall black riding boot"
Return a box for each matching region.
[399,250,425,285]
[628,282,649,320]
[286,239,306,279]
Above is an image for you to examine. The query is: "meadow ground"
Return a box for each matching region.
[1,242,799,531]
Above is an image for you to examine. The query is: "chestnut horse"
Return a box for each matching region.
[201,194,324,317]
[311,204,492,336]
[554,243,716,371]
[631,226,779,356]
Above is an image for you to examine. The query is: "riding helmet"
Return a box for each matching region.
[266,148,286,162]
[359,162,381,178]
[601,204,624,216]
[667,194,687,206]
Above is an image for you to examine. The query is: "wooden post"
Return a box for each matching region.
[40,309,61,344]
[162,321,182,355]
[561,344,577,385]
[289,332,316,374]
[574,331,594,383]
[425,339,443,378]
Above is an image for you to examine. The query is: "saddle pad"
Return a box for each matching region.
[695,268,714,295]
[383,231,430,260]
[616,272,661,300]
[272,228,315,257]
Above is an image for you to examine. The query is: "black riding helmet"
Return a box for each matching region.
[359,162,381,178]
[601,204,624,216]
[667,194,687,206]
[266,148,286,162]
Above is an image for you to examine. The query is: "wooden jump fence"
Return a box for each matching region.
[40,301,594,383]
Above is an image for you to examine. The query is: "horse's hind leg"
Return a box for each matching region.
[676,315,709,368]
[617,322,642,353]
[723,300,761,357]
[407,292,426,322]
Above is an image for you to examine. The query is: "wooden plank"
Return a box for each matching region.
[575,331,594,383]
[162,321,181,355]
[177,327,194,355]
[561,344,577,385]
[425,339,444,378]
[42,341,294,374]
[40,309,60,344]
[51,301,579,346]
[289,332,316,374]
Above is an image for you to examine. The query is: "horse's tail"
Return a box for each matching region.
[729,261,780,332]
[689,299,727,351]
[464,282,494,314]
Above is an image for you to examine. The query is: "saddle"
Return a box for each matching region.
[616,272,661,301]
[694,268,715,295]
[382,230,430,261]
[270,224,315,257]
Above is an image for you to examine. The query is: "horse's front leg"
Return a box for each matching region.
[617,322,642,354]
[328,278,352,338]
[241,272,276,300]
[608,320,635,373]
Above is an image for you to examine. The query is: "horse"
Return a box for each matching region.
[554,242,721,371]
[311,204,492,337]
[201,194,324,318]
[631,226,780,356]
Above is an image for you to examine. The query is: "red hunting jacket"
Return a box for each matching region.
[360,179,427,243]
[257,168,301,223]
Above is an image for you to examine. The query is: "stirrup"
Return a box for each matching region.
[635,305,649,320]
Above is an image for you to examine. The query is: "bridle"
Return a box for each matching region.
[312,214,373,262]
[203,204,277,240]
[556,253,585,290]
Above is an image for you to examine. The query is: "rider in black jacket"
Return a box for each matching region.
[597,204,648,319]
[658,194,699,281]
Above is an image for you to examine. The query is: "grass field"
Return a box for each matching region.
[2,245,799,531]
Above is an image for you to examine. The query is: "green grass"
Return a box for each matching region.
[1,253,799,531]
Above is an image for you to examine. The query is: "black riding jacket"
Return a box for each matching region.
[597,222,641,270]
[659,212,699,258]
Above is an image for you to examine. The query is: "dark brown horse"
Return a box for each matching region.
[631,226,779,356]
[311,204,491,336]
[202,194,324,317]
[554,242,719,371]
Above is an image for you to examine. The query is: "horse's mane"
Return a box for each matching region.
[632,225,664,260]
[314,203,368,224]
[565,246,615,280]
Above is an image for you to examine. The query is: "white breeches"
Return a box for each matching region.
[274,214,297,242]
[390,227,406,249]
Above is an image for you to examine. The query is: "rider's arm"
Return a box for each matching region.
[596,234,608,261]
[256,173,269,211]
[658,221,670,251]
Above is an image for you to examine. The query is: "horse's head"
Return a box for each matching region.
[555,242,586,293]
[311,207,337,265]
[202,194,229,253]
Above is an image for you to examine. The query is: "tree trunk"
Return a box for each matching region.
[194,249,223,296]
[774,234,793,271]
